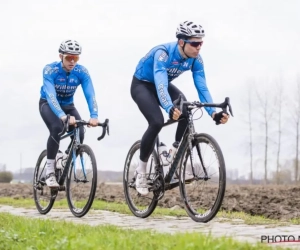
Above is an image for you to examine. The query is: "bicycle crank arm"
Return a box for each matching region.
[73,179,89,183]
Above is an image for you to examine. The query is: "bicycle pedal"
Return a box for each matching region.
[129,181,136,188]
[170,178,179,184]
[155,192,164,201]
[184,177,195,184]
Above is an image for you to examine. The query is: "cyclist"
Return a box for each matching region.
[39,39,99,188]
[131,21,230,195]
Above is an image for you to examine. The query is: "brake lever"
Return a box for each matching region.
[222,97,234,117]
[105,119,110,136]
[173,93,184,112]
[66,114,70,132]
[97,119,110,141]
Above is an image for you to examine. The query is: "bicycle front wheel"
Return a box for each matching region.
[33,150,57,214]
[66,144,97,217]
[123,140,159,218]
[179,133,226,223]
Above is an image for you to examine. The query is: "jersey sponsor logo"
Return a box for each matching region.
[167,68,178,74]
[183,62,189,67]
[54,84,77,90]
[69,78,78,83]
[157,83,169,107]
[44,66,59,75]
[57,93,74,98]
[44,66,52,75]
[197,55,204,65]
[158,51,168,62]
[82,67,90,76]
[54,84,77,98]
[92,96,98,112]
[73,66,90,76]
[167,68,184,78]
[172,60,179,65]
[57,78,65,82]
[49,93,62,111]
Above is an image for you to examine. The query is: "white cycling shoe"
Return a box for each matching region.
[135,171,149,195]
[45,173,59,188]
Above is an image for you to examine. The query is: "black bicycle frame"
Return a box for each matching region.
[155,114,191,188]
[56,117,109,186]
[154,95,234,190]
[57,129,77,186]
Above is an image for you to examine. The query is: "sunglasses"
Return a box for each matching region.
[63,55,80,63]
[183,40,203,47]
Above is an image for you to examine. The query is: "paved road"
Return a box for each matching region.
[0,205,300,249]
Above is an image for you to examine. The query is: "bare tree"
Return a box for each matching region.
[275,77,284,184]
[294,76,300,182]
[246,83,254,184]
[255,79,274,184]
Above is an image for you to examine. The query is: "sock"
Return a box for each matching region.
[136,159,147,174]
[46,159,55,176]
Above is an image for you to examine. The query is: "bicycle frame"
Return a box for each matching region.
[57,128,80,186]
[154,95,233,191]
[155,110,195,190]
[55,117,109,188]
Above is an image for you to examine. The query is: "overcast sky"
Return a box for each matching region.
[1,0,300,179]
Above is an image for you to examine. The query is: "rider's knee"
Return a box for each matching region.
[150,117,164,132]
[52,124,64,136]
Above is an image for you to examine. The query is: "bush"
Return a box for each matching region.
[0,171,13,183]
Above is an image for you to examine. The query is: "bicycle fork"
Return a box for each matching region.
[186,119,209,181]
[72,128,88,183]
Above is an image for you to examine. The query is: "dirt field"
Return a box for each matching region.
[1,183,300,221]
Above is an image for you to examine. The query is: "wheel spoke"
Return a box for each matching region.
[123,140,160,218]
[179,134,226,223]
[66,145,97,217]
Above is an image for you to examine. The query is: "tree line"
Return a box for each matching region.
[243,74,300,184]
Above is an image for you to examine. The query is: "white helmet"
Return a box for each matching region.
[58,39,82,55]
[176,21,205,38]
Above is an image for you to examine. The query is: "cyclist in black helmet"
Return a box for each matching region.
[131,21,230,195]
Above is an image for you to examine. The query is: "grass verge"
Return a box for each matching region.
[0,197,299,226]
[0,213,287,250]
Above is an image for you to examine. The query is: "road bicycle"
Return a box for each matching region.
[33,115,109,217]
[123,95,233,222]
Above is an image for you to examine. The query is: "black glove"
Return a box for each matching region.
[169,106,176,120]
[213,111,228,125]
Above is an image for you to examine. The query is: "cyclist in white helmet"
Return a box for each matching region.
[131,21,230,195]
[39,39,99,187]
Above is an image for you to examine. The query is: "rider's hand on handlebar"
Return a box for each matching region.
[169,106,181,121]
[212,111,230,125]
[88,118,99,127]
[61,115,76,125]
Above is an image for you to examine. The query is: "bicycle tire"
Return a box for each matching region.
[33,150,57,214]
[123,140,159,218]
[66,144,98,217]
[179,133,226,223]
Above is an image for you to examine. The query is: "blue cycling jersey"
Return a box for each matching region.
[134,41,215,116]
[40,62,98,118]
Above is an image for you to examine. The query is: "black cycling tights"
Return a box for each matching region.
[39,99,84,159]
[130,76,188,162]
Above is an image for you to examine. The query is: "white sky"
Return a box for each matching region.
[0,0,300,178]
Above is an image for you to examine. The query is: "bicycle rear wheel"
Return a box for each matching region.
[179,133,226,223]
[66,144,97,217]
[33,150,58,214]
[123,140,159,218]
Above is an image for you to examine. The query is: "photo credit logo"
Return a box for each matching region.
[261,235,300,244]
